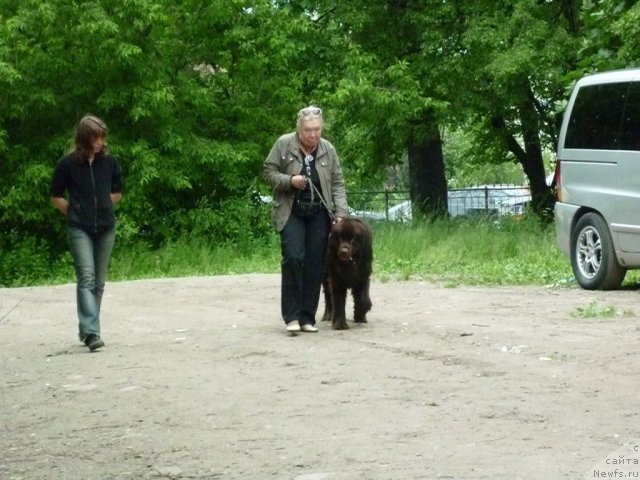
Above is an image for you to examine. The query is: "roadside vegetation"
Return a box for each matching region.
[373,216,570,286]
[0,215,570,288]
[571,300,635,319]
[6,211,640,289]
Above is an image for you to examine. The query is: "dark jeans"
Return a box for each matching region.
[280,209,330,325]
[67,226,116,340]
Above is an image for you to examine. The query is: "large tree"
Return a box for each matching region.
[311,0,583,218]
[318,1,451,217]
[0,0,326,252]
[452,0,582,216]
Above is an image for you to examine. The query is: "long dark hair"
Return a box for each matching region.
[74,115,108,161]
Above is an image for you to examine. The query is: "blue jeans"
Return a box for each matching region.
[280,210,330,326]
[67,226,116,340]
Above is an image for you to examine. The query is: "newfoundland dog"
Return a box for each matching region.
[321,217,373,330]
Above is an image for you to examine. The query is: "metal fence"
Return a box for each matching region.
[348,185,531,221]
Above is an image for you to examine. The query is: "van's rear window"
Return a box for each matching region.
[565,82,631,150]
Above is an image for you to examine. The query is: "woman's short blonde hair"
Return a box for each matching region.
[296,106,323,127]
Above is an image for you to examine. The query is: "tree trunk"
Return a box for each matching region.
[559,0,581,35]
[407,111,448,218]
[518,88,554,218]
[492,82,554,219]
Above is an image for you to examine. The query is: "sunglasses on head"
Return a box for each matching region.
[298,107,322,117]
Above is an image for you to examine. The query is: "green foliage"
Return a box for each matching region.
[307,0,577,217]
[13,216,573,288]
[163,194,273,245]
[578,0,636,71]
[443,128,527,187]
[3,0,640,286]
[325,6,450,190]
[373,216,570,286]
[108,233,281,282]
[0,233,72,287]
[0,0,324,250]
[570,300,634,318]
[451,0,579,161]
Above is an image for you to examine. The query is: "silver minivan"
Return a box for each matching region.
[555,68,640,289]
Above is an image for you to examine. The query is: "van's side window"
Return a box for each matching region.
[619,82,640,151]
[565,82,630,150]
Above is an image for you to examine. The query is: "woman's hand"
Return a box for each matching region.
[51,196,69,216]
[290,175,308,190]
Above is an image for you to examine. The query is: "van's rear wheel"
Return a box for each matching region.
[571,213,626,290]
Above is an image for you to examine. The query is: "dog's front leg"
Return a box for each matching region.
[352,282,372,323]
[331,283,350,330]
[321,274,332,322]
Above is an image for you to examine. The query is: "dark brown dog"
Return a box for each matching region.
[321,217,373,330]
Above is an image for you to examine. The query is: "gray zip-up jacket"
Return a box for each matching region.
[263,132,349,231]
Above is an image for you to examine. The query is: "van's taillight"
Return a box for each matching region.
[554,162,562,202]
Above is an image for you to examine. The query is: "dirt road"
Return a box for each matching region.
[2,275,640,479]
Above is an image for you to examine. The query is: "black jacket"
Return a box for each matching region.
[50,152,123,233]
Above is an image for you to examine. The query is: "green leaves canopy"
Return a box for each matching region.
[0,0,320,248]
[1,0,640,255]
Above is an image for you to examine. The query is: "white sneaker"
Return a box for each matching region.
[286,320,301,332]
[300,324,318,333]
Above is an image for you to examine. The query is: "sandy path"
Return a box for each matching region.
[2,275,640,479]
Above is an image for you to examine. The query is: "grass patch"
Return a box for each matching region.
[372,216,571,286]
[570,300,634,318]
[110,237,281,281]
[6,215,580,287]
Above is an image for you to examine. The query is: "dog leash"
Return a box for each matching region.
[309,181,338,223]
[301,154,338,223]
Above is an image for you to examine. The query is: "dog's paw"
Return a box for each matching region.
[332,321,350,330]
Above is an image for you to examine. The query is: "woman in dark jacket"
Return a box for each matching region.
[50,115,123,351]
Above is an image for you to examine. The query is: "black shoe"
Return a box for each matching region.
[85,334,105,352]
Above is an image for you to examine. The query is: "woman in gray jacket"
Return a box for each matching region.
[264,106,349,333]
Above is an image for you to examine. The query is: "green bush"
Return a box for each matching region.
[0,233,71,287]
[1,215,577,288]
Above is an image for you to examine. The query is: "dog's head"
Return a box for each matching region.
[328,218,373,265]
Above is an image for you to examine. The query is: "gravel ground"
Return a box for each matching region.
[2,274,640,479]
